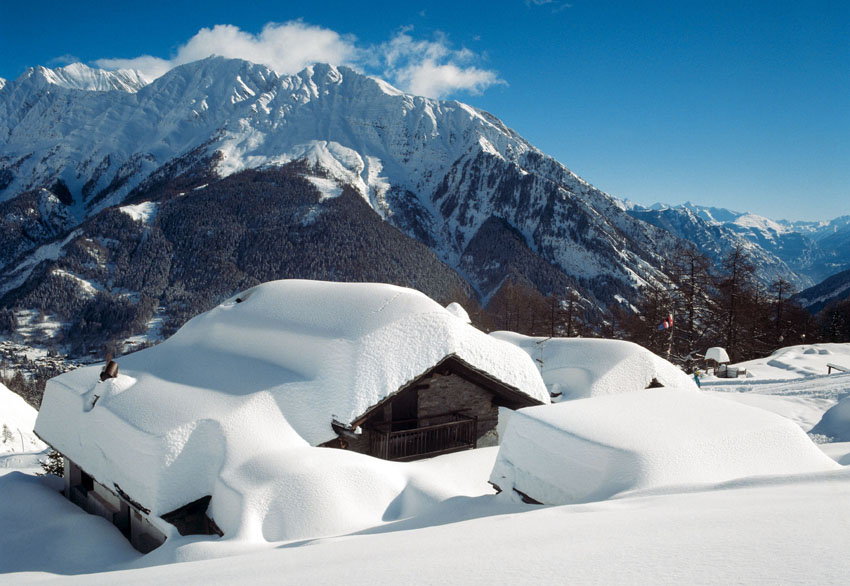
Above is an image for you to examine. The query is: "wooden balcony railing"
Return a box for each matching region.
[369,414,478,461]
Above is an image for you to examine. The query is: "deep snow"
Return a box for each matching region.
[2,456,850,585]
[34,280,547,538]
[491,332,698,400]
[0,383,46,457]
[727,343,850,380]
[491,388,838,505]
[4,333,850,584]
[810,395,850,441]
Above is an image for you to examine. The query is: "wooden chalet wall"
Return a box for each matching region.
[326,356,540,458]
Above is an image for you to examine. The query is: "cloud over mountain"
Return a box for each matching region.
[94,21,503,98]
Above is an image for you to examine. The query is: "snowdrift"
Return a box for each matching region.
[212,446,498,543]
[490,332,698,400]
[35,280,546,539]
[731,343,850,379]
[0,383,46,454]
[811,395,850,441]
[490,388,839,505]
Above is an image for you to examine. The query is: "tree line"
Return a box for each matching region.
[473,242,850,372]
[607,243,831,368]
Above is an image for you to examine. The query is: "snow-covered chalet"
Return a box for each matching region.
[34,280,549,551]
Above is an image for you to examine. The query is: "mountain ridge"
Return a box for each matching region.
[0,57,847,359]
[630,201,849,288]
[0,57,675,300]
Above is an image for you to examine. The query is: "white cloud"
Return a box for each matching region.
[95,55,172,79]
[526,0,573,10]
[93,21,503,99]
[379,29,505,98]
[95,22,359,80]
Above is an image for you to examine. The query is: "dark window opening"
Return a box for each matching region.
[81,471,94,492]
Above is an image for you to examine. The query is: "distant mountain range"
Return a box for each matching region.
[628,202,850,289]
[795,268,850,313]
[0,58,846,355]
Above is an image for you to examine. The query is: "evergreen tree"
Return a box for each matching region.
[38,450,64,477]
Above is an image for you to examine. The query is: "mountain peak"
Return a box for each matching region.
[14,62,150,93]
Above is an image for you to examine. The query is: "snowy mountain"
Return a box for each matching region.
[4,56,846,360]
[795,268,850,313]
[10,63,151,93]
[0,56,690,353]
[0,58,674,293]
[784,214,850,241]
[633,202,849,288]
[649,201,745,225]
[628,204,813,288]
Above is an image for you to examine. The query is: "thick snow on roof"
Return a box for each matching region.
[730,343,850,379]
[490,388,839,505]
[490,332,698,400]
[705,346,730,363]
[0,383,46,455]
[704,390,836,432]
[35,280,546,517]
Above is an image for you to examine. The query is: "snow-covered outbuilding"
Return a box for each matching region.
[490,332,698,400]
[490,388,840,506]
[34,280,548,551]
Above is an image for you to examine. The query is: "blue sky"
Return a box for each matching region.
[1,0,847,222]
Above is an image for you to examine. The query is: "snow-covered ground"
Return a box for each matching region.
[2,341,850,584]
[702,344,850,444]
[34,281,548,541]
[0,383,46,461]
[721,343,850,380]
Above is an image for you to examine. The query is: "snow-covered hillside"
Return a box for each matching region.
[0,382,45,456]
[796,267,850,313]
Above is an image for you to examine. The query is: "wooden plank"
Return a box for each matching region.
[827,363,849,374]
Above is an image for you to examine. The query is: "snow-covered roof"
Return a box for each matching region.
[705,347,730,363]
[35,280,547,514]
[491,388,840,505]
[490,332,698,400]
